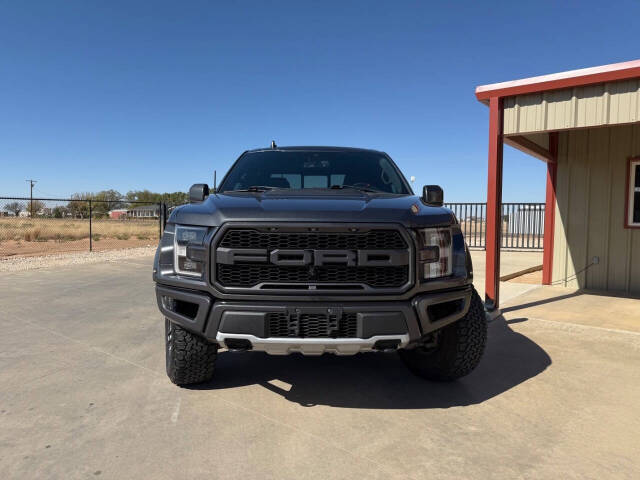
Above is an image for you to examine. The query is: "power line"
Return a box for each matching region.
[26,179,37,217]
[33,186,70,198]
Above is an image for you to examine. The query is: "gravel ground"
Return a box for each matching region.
[0,246,156,273]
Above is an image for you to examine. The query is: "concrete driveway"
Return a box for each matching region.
[1,255,639,479]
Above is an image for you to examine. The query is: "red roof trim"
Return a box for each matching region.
[476,59,640,101]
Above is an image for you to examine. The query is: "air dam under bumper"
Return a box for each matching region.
[156,285,473,355]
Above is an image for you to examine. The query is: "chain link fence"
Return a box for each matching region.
[0,197,167,259]
[1,196,545,259]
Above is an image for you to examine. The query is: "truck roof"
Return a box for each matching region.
[245,146,387,155]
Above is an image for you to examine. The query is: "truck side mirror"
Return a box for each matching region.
[422,185,443,206]
[189,183,210,203]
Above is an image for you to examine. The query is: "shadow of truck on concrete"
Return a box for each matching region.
[190,318,551,409]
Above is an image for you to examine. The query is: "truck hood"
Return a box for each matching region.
[170,190,455,228]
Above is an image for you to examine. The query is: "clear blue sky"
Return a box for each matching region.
[2,0,640,201]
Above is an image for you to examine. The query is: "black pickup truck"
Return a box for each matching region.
[154,145,487,385]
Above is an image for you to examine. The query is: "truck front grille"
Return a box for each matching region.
[219,229,407,250]
[213,226,412,293]
[266,312,358,338]
[217,264,408,287]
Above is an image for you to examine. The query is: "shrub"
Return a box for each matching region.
[23,228,41,242]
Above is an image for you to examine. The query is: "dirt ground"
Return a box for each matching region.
[0,217,159,258]
[508,269,543,284]
[0,237,157,258]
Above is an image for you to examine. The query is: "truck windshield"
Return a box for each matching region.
[219,150,411,194]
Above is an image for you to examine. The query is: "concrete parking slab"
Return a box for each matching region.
[502,285,640,333]
[1,255,639,479]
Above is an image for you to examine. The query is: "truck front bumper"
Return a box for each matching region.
[155,284,473,355]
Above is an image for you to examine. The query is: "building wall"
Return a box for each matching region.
[552,123,640,293]
[503,79,640,135]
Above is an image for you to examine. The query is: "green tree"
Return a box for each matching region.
[67,192,92,218]
[92,189,124,217]
[64,189,188,218]
[126,189,162,206]
[53,206,68,218]
[162,191,188,207]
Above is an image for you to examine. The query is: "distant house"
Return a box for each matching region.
[109,209,128,219]
[127,204,160,219]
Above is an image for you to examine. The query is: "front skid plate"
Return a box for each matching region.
[215,332,410,355]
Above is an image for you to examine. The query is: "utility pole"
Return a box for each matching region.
[26,179,37,217]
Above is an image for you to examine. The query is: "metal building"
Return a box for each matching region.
[476,59,640,311]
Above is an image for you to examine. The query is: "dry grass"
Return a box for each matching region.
[0,217,158,243]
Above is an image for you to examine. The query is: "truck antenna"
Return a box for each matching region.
[270,140,277,149]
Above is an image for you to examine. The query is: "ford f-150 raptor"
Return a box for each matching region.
[154,145,487,385]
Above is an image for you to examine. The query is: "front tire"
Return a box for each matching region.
[165,318,218,386]
[399,288,487,381]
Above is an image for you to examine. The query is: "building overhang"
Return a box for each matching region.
[475,59,640,103]
[475,59,640,310]
[476,59,640,162]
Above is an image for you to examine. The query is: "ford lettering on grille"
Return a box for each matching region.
[214,227,412,292]
[217,248,408,267]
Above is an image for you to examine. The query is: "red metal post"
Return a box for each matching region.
[542,132,559,284]
[485,97,503,311]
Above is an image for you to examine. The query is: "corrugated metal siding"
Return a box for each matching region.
[504,79,640,135]
[552,124,640,293]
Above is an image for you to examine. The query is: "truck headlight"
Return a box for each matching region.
[417,228,452,279]
[174,225,208,277]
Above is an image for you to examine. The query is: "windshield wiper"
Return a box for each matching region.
[329,184,383,193]
[225,185,283,193]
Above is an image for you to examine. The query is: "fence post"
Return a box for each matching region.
[159,202,163,237]
[89,199,92,252]
[483,203,487,250]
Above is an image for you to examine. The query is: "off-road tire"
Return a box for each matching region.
[399,288,487,381]
[165,318,217,386]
